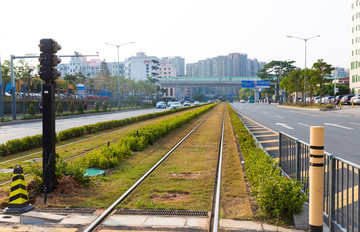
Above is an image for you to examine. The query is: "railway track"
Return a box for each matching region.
[82,105,227,232]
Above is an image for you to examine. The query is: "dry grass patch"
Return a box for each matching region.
[118,105,225,211]
[34,110,210,209]
[220,105,253,219]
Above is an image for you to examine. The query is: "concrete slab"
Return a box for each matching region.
[0,214,20,223]
[21,211,66,223]
[262,223,304,232]
[103,215,148,227]
[220,219,263,231]
[0,226,77,232]
[144,216,186,227]
[185,217,208,229]
[60,214,97,225]
[293,203,308,230]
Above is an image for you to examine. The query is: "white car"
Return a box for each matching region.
[170,102,181,109]
[240,99,246,103]
[193,101,200,106]
[352,95,360,104]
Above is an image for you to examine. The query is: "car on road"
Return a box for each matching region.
[167,101,172,107]
[183,101,191,107]
[193,101,200,106]
[156,101,167,109]
[240,99,246,103]
[170,101,181,109]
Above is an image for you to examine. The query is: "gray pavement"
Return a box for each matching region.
[0,209,309,231]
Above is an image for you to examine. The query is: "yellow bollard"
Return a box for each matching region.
[339,100,341,109]
[309,127,324,232]
[352,99,354,108]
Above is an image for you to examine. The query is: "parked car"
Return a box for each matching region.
[4,92,11,97]
[170,101,181,109]
[313,97,321,103]
[341,94,354,105]
[183,101,191,107]
[167,101,172,107]
[351,95,360,104]
[156,101,167,109]
[193,101,200,105]
[327,96,334,103]
[240,99,246,103]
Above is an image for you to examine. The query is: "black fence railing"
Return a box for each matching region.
[279,132,360,232]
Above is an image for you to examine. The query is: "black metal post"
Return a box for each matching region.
[42,83,56,193]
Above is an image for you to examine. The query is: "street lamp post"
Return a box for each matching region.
[287,35,320,107]
[105,42,135,104]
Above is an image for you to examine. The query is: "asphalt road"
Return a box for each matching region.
[0,108,166,145]
[230,102,360,166]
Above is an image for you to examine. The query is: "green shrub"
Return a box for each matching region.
[108,104,112,111]
[227,104,307,224]
[102,101,107,112]
[28,103,36,116]
[77,102,84,114]
[57,103,63,114]
[118,103,121,110]
[70,101,75,114]
[95,102,99,112]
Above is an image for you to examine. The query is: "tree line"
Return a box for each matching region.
[1,58,161,99]
[256,59,350,103]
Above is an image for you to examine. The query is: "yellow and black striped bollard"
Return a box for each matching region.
[4,165,33,213]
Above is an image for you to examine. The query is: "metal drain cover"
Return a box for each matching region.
[115,209,209,217]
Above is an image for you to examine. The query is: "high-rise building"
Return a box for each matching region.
[124,52,160,81]
[185,52,265,77]
[160,56,185,76]
[351,0,360,94]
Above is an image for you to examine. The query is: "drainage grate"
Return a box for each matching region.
[36,208,96,214]
[115,209,209,217]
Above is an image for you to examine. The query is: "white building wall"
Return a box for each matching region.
[351,0,360,94]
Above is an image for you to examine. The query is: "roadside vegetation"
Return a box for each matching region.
[227,104,307,225]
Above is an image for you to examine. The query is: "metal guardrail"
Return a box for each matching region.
[279,132,360,232]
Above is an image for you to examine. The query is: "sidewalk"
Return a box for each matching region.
[0,209,307,232]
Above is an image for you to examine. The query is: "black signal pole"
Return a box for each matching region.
[39,39,61,194]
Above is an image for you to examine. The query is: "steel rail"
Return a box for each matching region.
[210,107,225,232]
[83,108,216,232]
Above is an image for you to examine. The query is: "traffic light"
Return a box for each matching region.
[39,39,61,82]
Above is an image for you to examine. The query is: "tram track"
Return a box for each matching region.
[82,105,227,232]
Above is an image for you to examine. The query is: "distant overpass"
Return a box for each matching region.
[158,77,271,101]
[159,76,271,88]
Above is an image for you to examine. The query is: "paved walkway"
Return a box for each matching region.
[0,210,308,232]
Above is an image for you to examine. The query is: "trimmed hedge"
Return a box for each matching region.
[73,104,215,169]
[0,104,209,157]
[227,104,307,224]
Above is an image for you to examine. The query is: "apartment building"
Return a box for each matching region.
[124,52,160,81]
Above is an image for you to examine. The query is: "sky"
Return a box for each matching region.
[0,0,351,70]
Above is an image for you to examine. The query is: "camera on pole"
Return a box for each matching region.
[39,39,61,83]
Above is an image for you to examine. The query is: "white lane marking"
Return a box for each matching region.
[275,123,294,129]
[324,123,353,130]
[263,111,269,114]
[350,122,360,126]
[297,122,310,127]
[275,115,284,119]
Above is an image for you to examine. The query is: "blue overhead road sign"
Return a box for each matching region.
[242,80,255,88]
[256,80,270,88]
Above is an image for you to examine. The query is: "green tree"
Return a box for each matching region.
[14,56,37,98]
[28,103,36,116]
[70,100,75,114]
[194,94,205,102]
[311,59,334,104]
[77,102,84,113]
[94,102,100,112]
[238,88,254,100]
[102,100,107,112]
[257,60,296,100]
[1,60,11,96]
[280,69,305,102]
[57,103,63,114]
[64,74,77,97]
[322,83,350,95]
